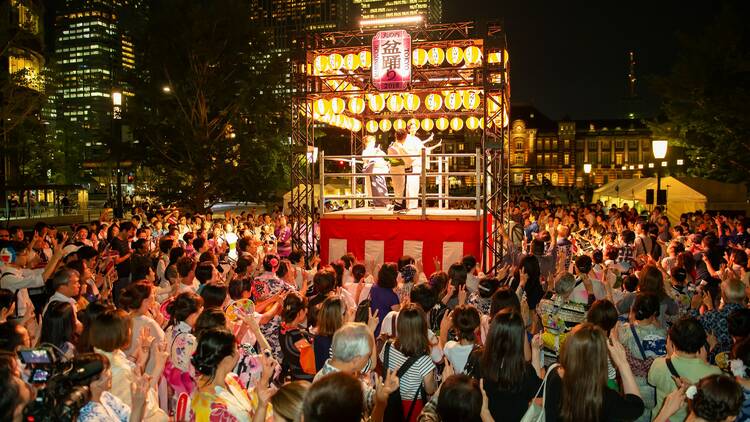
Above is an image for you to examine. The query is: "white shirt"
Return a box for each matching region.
[343,282,372,305]
[0,266,45,291]
[363,146,389,174]
[43,291,77,317]
[444,341,476,374]
[176,279,199,294]
[403,134,424,168]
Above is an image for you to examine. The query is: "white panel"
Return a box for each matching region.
[442,241,464,269]
[403,240,423,262]
[329,238,348,262]
[364,240,385,267]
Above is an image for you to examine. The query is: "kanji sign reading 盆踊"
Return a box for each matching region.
[372,30,411,91]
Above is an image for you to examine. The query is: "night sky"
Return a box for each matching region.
[445,0,723,120]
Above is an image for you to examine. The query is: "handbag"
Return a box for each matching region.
[354,290,372,323]
[625,324,655,378]
[520,363,559,422]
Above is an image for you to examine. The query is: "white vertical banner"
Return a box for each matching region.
[403,240,423,262]
[372,30,412,91]
[364,240,385,267]
[442,241,464,269]
[329,239,348,262]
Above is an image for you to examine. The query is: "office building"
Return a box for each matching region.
[354,0,441,23]
[53,0,137,169]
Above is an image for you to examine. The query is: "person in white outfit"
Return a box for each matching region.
[403,122,441,209]
[362,135,390,207]
[387,130,410,211]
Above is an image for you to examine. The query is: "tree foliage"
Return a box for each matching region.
[649,4,750,183]
[127,0,290,211]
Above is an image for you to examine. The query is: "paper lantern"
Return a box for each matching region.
[446,46,464,65]
[379,119,392,132]
[351,119,362,132]
[347,97,365,114]
[367,93,385,113]
[328,53,344,70]
[407,118,421,131]
[386,94,404,113]
[344,53,360,71]
[314,98,330,115]
[393,119,406,131]
[462,90,480,110]
[403,93,421,112]
[412,48,428,67]
[466,116,480,130]
[366,120,379,133]
[444,91,461,111]
[358,51,372,69]
[450,117,464,131]
[464,46,482,65]
[425,93,443,111]
[314,55,329,74]
[330,97,345,114]
[421,118,434,132]
[435,117,449,131]
[488,51,503,64]
[427,47,445,66]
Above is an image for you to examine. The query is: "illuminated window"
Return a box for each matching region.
[458,143,465,151]
[8,54,42,91]
[515,154,524,165]
[615,153,623,165]
[563,153,570,165]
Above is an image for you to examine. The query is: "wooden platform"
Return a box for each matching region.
[321,207,481,221]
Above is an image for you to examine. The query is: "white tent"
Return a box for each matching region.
[593,177,748,222]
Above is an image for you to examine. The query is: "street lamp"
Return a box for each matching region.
[112,90,123,218]
[652,139,668,207]
[583,163,592,175]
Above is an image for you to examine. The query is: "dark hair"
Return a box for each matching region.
[448,262,468,288]
[76,245,99,261]
[303,372,364,422]
[669,317,707,354]
[316,296,344,337]
[200,284,228,309]
[0,289,14,312]
[481,310,526,388]
[194,263,215,284]
[263,254,280,272]
[671,267,688,284]
[282,292,307,324]
[478,277,500,299]
[78,302,114,353]
[728,308,750,338]
[632,293,660,321]
[159,237,174,254]
[623,274,639,292]
[169,247,185,267]
[192,237,206,252]
[436,375,483,422]
[462,255,478,272]
[575,255,593,274]
[692,374,743,422]
[0,322,26,352]
[490,287,521,317]
[409,283,437,312]
[397,255,414,271]
[341,253,356,270]
[118,281,153,310]
[586,299,618,334]
[89,308,131,352]
[592,249,603,264]
[194,308,228,338]
[352,263,366,282]
[452,305,481,342]
[394,129,407,141]
[120,221,134,233]
[130,254,153,282]
[377,263,398,289]
[166,292,203,327]
[176,256,195,278]
[621,229,635,244]
[429,271,449,295]
[192,328,236,383]
[394,304,429,357]
[313,268,336,295]
[198,251,215,264]
[288,250,303,265]
[228,278,250,301]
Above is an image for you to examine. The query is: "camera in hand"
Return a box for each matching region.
[18,347,105,422]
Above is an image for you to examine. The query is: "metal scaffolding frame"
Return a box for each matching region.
[290,22,510,273]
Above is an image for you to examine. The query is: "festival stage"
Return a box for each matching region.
[320,207,484,275]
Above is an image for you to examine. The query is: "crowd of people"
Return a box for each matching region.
[0,200,748,422]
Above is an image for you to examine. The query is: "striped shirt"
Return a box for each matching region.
[379,341,435,400]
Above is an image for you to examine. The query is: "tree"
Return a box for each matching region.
[127,0,290,211]
[649,3,750,184]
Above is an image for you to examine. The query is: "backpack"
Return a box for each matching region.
[383,341,427,422]
[624,324,657,378]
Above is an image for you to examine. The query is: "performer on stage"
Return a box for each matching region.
[387,129,410,212]
[362,135,390,207]
[403,122,442,209]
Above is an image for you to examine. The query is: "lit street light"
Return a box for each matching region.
[652,139,668,207]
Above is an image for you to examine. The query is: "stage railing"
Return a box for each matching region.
[319,148,483,218]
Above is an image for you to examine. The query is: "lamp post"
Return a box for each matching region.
[112,90,123,218]
[583,163,592,203]
[652,139,668,206]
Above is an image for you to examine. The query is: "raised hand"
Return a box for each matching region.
[439,310,453,336]
[367,308,380,333]
[374,369,400,403]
